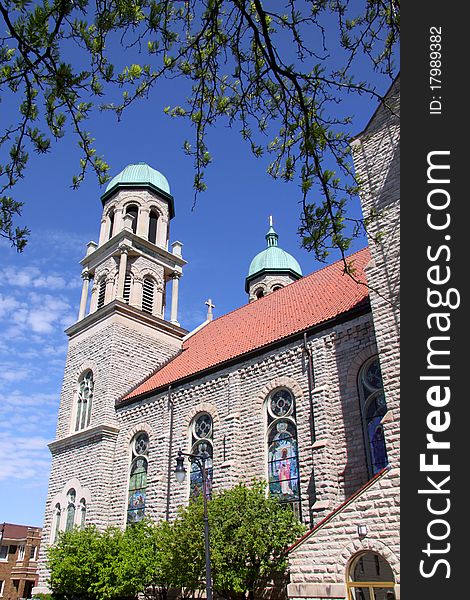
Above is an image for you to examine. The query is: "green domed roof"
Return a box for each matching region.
[246,224,302,291]
[101,162,174,217]
[105,162,171,195]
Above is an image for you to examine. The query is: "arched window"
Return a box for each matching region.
[347,551,396,599]
[97,278,106,309]
[52,503,61,543]
[75,370,94,431]
[255,288,264,299]
[127,432,149,524]
[80,499,86,529]
[108,209,115,240]
[123,271,132,304]
[142,277,155,314]
[65,489,76,531]
[272,285,283,292]
[358,357,388,476]
[125,204,138,234]
[190,413,213,499]
[267,389,301,517]
[148,210,159,244]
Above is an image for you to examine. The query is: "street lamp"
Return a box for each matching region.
[174,449,213,600]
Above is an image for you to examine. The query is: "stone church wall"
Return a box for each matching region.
[286,78,401,599]
[55,319,180,438]
[37,316,182,590]
[287,467,400,599]
[112,310,378,529]
[351,78,400,471]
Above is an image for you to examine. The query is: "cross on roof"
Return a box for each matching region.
[205,298,215,321]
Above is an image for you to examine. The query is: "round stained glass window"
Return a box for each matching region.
[134,433,149,456]
[194,414,212,439]
[363,359,383,391]
[269,389,294,418]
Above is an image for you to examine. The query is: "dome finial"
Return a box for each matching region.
[266,216,278,247]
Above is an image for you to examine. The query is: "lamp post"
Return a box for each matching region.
[174,449,213,600]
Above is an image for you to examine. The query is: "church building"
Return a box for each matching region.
[36,79,400,600]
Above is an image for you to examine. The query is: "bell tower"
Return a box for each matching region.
[36,163,187,592]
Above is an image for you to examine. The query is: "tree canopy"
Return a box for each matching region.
[47,522,168,600]
[0,0,399,254]
[47,483,306,600]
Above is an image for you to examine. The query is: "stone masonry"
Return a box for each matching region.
[285,78,400,599]
[350,77,400,471]
[110,311,377,528]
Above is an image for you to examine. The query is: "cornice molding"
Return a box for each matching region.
[48,424,120,453]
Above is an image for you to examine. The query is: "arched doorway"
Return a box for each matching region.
[347,551,396,600]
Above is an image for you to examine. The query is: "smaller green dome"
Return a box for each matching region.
[246,224,302,292]
[105,162,171,195]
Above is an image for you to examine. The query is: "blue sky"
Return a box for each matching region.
[0,11,395,526]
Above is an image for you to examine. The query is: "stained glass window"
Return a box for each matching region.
[190,413,213,499]
[127,432,149,524]
[267,389,300,515]
[75,370,93,431]
[359,358,389,475]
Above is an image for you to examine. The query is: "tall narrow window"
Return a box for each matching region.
[53,504,61,542]
[267,389,301,516]
[142,277,155,314]
[108,209,115,240]
[123,272,132,304]
[358,357,388,475]
[80,499,86,529]
[127,433,149,524]
[190,413,213,498]
[97,278,106,309]
[65,489,76,531]
[148,210,159,244]
[125,204,138,234]
[75,370,94,431]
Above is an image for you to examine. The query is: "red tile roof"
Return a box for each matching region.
[121,247,370,403]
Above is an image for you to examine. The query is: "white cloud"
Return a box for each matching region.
[0,294,22,313]
[0,288,74,340]
[2,390,58,408]
[0,366,29,383]
[0,265,80,290]
[0,434,51,481]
